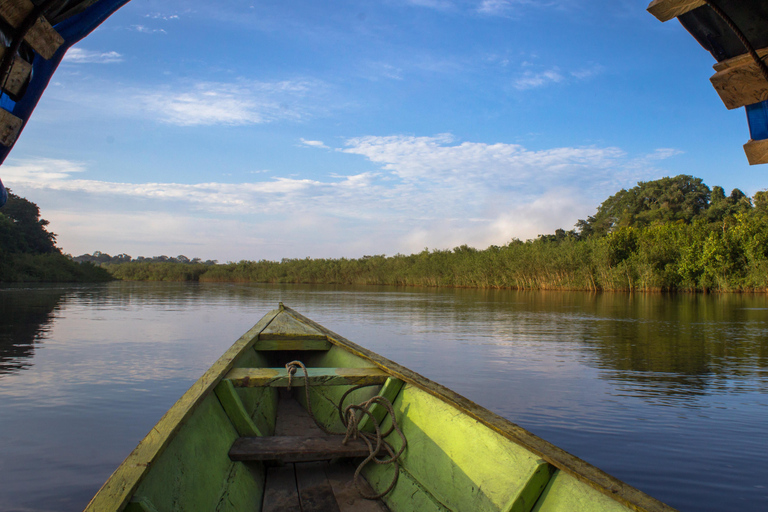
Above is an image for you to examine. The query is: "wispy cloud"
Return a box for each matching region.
[45,78,321,127]
[5,136,677,259]
[570,64,605,80]
[63,48,123,64]
[300,138,329,149]
[513,63,603,90]
[513,68,564,90]
[131,25,167,34]
[144,81,315,126]
[145,13,180,21]
[477,0,514,15]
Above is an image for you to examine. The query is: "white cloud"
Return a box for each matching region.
[513,68,564,90]
[478,0,513,15]
[131,25,167,34]
[145,13,180,21]
[63,48,123,64]
[513,63,602,90]
[341,133,624,186]
[6,137,677,259]
[142,81,312,126]
[300,138,329,149]
[44,78,319,127]
[2,158,87,182]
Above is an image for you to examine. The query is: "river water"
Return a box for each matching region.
[0,282,766,511]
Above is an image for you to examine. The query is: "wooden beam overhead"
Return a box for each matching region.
[0,107,22,147]
[647,0,706,22]
[0,0,64,59]
[743,138,768,165]
[710,50,768,110]
[0,46,31,97]
[713,48,768,73]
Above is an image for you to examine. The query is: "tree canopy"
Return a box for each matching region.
[0,190,58,255]
[575,175,752,237]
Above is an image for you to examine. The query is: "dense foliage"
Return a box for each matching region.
[73,252,218,265]
[0,191,112,282]
[103,175,768,292]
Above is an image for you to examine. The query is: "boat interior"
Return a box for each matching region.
[102,307,651,512]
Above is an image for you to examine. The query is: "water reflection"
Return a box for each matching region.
[0,286,65,374]
[564,293,768,404]
[0,284,766,511]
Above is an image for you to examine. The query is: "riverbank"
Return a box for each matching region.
[0,253,113,283]
[103,217,768,292]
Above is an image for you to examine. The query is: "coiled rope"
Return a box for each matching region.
[285,360,406,499]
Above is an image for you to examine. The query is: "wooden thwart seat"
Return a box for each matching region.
[229,435,370,463]
[225,367,390,387]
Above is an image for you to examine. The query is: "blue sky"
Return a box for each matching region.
[2,0,765,261]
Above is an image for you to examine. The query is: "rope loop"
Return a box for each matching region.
[284,360,405,499]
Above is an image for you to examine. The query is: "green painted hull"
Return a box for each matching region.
[86,305,676,512]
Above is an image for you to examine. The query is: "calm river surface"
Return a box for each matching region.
[1,282,767,511]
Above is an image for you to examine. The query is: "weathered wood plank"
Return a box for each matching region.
[646,0,706,22]
[710,57,768,110]
[274,389,329,437]
[226,367,390,387]
[263,465,301,512]
[259,332,328,340]
[0,108,22,147]
[214,378,262,437]
[0,0,64,59]
[326,461,390,512]
[229,435,369,462]
[743,138,768,165]
[278,305,677,512]
[260,304,327,338]
[83,309,281,512]
[255,337,332,351]
[712,48,768,73]
[0,46,31,96]
[296,461,342,512]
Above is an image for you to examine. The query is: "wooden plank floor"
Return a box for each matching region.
[263,390,389,512]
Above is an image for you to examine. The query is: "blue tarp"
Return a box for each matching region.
[0,0,131,195]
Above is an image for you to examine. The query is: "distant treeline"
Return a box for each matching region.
[103,175,768,292]
[0,190,112,283]
[73,252,218,266]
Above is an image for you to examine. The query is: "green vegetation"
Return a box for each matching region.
[0,191,112,283]
[99,175,768,292]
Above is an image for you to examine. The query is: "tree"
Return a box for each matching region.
[576,175,711,237]
[754,190,768,213]
[0,190,58,254]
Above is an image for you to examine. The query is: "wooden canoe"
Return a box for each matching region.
[85,304,677,512]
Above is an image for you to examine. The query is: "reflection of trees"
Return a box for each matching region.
[0,288,64,375]
[571,293,768,401]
